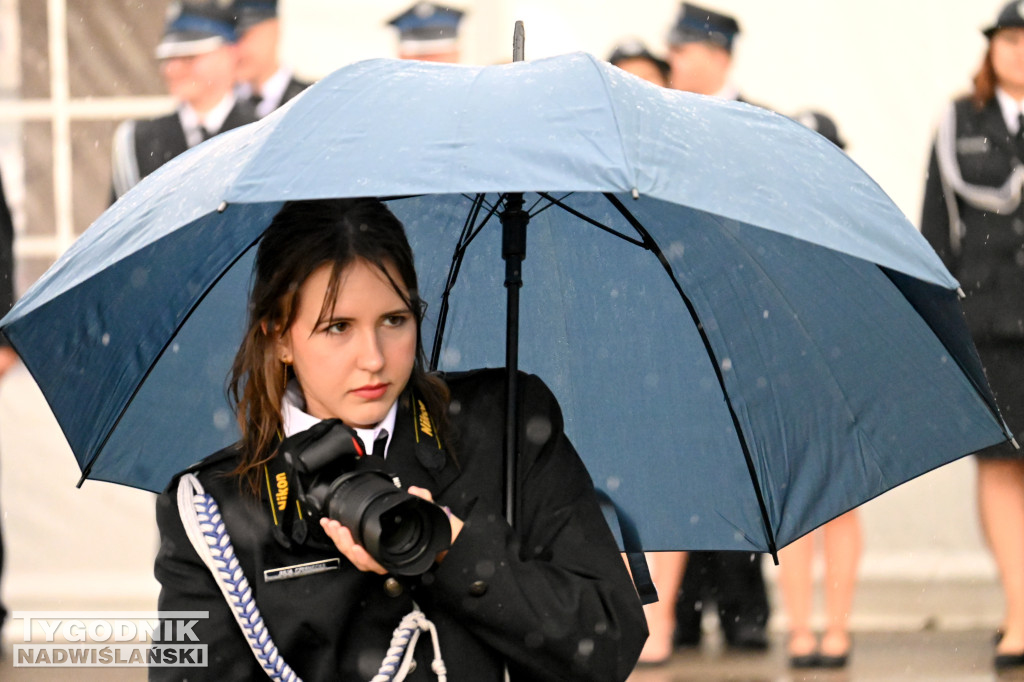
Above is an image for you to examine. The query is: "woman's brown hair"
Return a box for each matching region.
[973,44,997,109]
[228,197,450,493]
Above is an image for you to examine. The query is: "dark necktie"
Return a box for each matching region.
[199,126,212,143]
[372,430,389,457]
[1015,113,1024,162]
[249,93,263,109]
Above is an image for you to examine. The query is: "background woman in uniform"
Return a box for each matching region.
[921,1,1024,669]
[151,197,646,681]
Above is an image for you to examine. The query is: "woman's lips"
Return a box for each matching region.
[351,383,388,400]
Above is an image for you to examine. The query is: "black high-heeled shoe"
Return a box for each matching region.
[817,634,852,668]
[817,651,850,668]
[789,652,820,668]
[995,650,1024,670]
[787,633,819,669]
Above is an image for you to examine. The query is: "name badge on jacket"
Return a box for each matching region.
[264,558,340,583]
[957,136,990,155]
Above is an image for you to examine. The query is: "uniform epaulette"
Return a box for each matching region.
[163,444,241,493]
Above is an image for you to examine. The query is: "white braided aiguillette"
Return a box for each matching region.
[177,473,302,682]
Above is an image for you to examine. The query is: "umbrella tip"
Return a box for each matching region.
[512,21,525,62]
[1012,437,1021,450]
[217,201,228,213]
[957,287,966,299]
[631,188,639,200]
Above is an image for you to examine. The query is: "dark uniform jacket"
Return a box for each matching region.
[151,369,646,681]
[111,99,257,201]
[248,74,310,118]
[280,76,310,108]
[922,96,1024,342]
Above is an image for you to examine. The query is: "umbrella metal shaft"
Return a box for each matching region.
[501,193,529,527]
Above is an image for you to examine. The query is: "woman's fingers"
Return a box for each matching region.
[407,486,464,547]
[320,518,387,575]
[406,485,433,501]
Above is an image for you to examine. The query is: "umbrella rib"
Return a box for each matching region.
[536,192,646,247]
[602,192,780,562]
[461,192,496,213]
[526,192,569,217]
[76,228,266,487]
[429,194,499,369]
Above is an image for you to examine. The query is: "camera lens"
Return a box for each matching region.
[379,508,423,556]
[326,471,451,575]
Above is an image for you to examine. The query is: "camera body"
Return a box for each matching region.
[281,419,451,576]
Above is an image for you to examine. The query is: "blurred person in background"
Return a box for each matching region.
[232,0,311,119]
[920,1,1024,670]
[635,2,771,665]
[388,2,464,64]
[110,0,257,201]
[666,1,752,102]
[777,110,862,671]
[607,38,670,87]
[0,165,16,645]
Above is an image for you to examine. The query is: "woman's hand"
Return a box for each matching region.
[319,519,388,575]
[407,486,464,550]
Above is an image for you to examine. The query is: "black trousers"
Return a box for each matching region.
[674,550,769,642]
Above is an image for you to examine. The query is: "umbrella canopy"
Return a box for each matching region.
[1,53,1009,554]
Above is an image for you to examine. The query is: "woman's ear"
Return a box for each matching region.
[263,320,293,365]
[277,340,293,366]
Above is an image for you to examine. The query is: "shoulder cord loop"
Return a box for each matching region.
[371,608,447,682]
[935,101,1024,222]
[176,473,446,682]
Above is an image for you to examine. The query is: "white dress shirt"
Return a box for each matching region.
[281,380,398,457]
[177,93,238,148]
[237,66,296,118]
[996,86,1024,134]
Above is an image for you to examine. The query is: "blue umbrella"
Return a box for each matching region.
[0,53,1010,557]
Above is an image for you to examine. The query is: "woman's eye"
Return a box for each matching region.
[326,321,349,334]
[384,314,409,327]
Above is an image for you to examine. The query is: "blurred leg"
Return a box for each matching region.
[674,551,710,646]
[778,533,816,657]
[713,551,769,649]
[639,551,687,663]
[977,457,1024,655]
[821,510,862,657]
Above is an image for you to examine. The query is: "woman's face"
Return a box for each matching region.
[276,258,417,428]
[992,28,1024,94]
[160,46,238,107]
[668,41,730,95]
[615,57,667,87]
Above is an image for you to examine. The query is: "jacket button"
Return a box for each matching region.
[468,580,488,596]
[384,577,403,598]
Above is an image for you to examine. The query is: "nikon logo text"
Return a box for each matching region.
[276,471,289,510]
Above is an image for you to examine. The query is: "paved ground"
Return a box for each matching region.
[1,629,1021,680]
[628,629,1021,682]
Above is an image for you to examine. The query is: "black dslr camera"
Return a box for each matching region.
[280,419,451,576]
